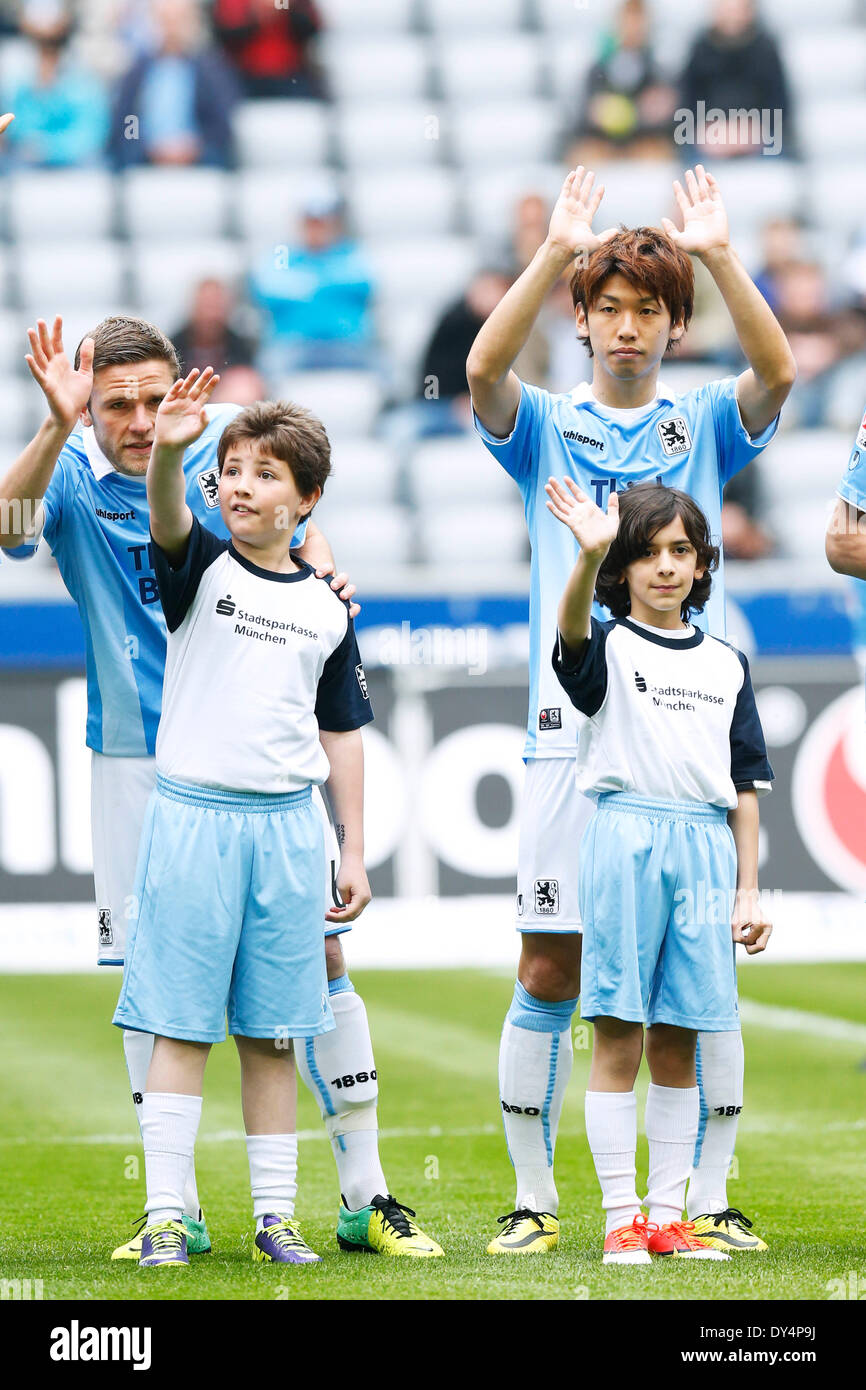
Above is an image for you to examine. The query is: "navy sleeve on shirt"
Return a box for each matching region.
[152,514,228,633]
[551,615,611,717]
[730,652,774,791]
[316,612,375,733]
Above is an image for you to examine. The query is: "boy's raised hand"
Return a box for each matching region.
[662,165,730,258]
[154,367,220,451]
[545,476,619,558]
[547,167,617,259]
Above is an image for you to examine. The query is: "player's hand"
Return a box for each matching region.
[315,560,361,619]
[545,475,619,557]
[731,887,772,955]
[153,368,220,451]
[547,167,617,259]
[662,166,730,258]
[326,853,371,923]
[25,316,94,430]
[0,112,14,137]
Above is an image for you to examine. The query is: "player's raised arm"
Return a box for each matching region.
[546,476,619,650]
[662,166,796,437]
[319,728,371,923]
[466,167,616,438]
[0,317,93,548]
[148,368,219,560]
[826,498,866,578]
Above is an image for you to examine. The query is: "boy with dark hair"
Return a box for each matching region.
[547,478,773,1264]
[467,164,794,1254]
[113,372,375,1266]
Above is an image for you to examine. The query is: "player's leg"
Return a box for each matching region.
[136,1036,210,1268]
[92,753,209,1258]
[687,1028,766,1249]
[487,761,590,1254]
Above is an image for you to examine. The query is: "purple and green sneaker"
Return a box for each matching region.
[253,1215,321,1264]
[139,1219,189,1268]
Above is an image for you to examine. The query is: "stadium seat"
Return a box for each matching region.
[376,301,442,398]
[335,101,443,169]
[130,240,245,326]
[680,160,802,230]
[0,310,23,371]
[0,378,39,443]
[6,171,115,242]
[782,28,866,99]
[274,370,383,439]
[421,0,525,31]
[327,439,402,504]
[233,100,332,168]
[319,35,429,101]
[235,172,343,246]
[419,504,528,564]
[120,169,231,240]
[18,304,140,359]
[366,236,478,311]
[406,437,522,507]
[462,164,564,241]
[799,98,866,162]
[759,0,857,27]
[760,430,854,510]
[451,100,561,168]
[16,242,127,308]
[349,170,459,239]
[824,357,866,432]
[585,160,681,231]
[547,38,605,106]
[0,246,14,308]
[435,36,543,101]
[311,501,414,567]
[317,0,415,31]
[810,163,866,238]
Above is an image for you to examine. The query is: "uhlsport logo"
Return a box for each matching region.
[791,686,866,892]
[656,417,692,456]
[197,468,220,508]
[216,594,236,616]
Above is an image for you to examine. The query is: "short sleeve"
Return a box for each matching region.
[551,615,611,717]
[704,375,779,485]
[1,460,66,560]
[472,379,550,490]
[730,651,774,794]
[315,613,375,733]
[837,410,866,511]
[151,514,227,632]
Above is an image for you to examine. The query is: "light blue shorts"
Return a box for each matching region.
[578,793,739,1032]
[113,777,334,1044]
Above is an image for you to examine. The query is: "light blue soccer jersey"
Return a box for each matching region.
[838,404,866,512]
[2,403,307,756]
[475,376,778,758]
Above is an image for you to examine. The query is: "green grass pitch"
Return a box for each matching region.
[0,965,864,1301]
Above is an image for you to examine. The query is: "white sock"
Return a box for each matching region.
[295,980,387,1211]
[687,1030,744,1218]
[645,1083,700,1229]
[246,1133,298,1227]
[584,1090,641,1237]
[124,1030,202,1221]
[140,1092,201,1225]
[499,984,577,1214]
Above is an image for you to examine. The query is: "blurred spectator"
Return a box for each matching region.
[753,217,808,314]
[249,191,375,374]
[679,0,791,160]
[3,7,109,166]
[722,466,773,560]
[211,365,269,406]
[172,278,258,375]
[773,261,866,427]
[566,0,676,165]
[212,0,325,99]
[109,0,239,168]
[417,268,512,432]
[511,193,549,272]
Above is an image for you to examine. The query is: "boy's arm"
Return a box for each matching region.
[727,790,772,954]
[148,369,218,561]
[662,166,796,437]
[546,477,619,651]
[466,167,616,438]
[319,728,371,923]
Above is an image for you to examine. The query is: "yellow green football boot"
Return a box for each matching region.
[112,1210,212,1261]
[687,1208,768,1253]
[337,1193,444,1257]
[486,1209,559,1254]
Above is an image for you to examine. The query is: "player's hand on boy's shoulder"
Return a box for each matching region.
[153,367,220,452]
[547,166,617,260]
[662,165,730,260]
[326,853,371,923]
[731,887,772,955]
[25,317,93,430]
[545,476,619,557]
[314,561,361,618]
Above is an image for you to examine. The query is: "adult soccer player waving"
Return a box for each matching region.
[467,164,795,1256]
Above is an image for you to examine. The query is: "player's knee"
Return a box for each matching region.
[518,955,580,1002]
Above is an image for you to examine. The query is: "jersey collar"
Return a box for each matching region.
[619,617,704,650]
[569,380,676,409]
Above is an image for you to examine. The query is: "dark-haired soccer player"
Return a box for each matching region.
[467,165,795,1255]
[548,479,772,1264]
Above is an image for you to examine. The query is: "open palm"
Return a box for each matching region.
[662,165,729,256]
[545,476,620,556]
[548,167,617,258]
[25,317,94,428]
[154,368,220,450]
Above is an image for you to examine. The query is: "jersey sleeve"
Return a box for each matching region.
[730,651,774,794]
[551,615,610,717]
[291,517,309,549]
[151,514,227,633]
[704,375,779,485]
[837,408,866,511]
[0,457,66,560]
[472,379,550,491]
[315,613,375,732]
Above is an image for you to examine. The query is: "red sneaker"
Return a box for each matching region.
[602,1213,655,1265]
[648,1219,731,1261]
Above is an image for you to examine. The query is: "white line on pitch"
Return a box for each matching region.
[737,998,866,1046]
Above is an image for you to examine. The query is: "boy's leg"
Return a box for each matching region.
[137,1036,210,1267]
[643,1024,700,1229]
[585,1017,644,1239]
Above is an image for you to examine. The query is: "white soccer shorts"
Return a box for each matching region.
[91,752,344,966]
[515,757,595,933]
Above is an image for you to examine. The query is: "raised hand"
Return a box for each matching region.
[547,167,618,259]
[153,368,220,451]
[662,165,729,257]
[0,113,14,137]
[25,317,94,430]
[545,476,620,558]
